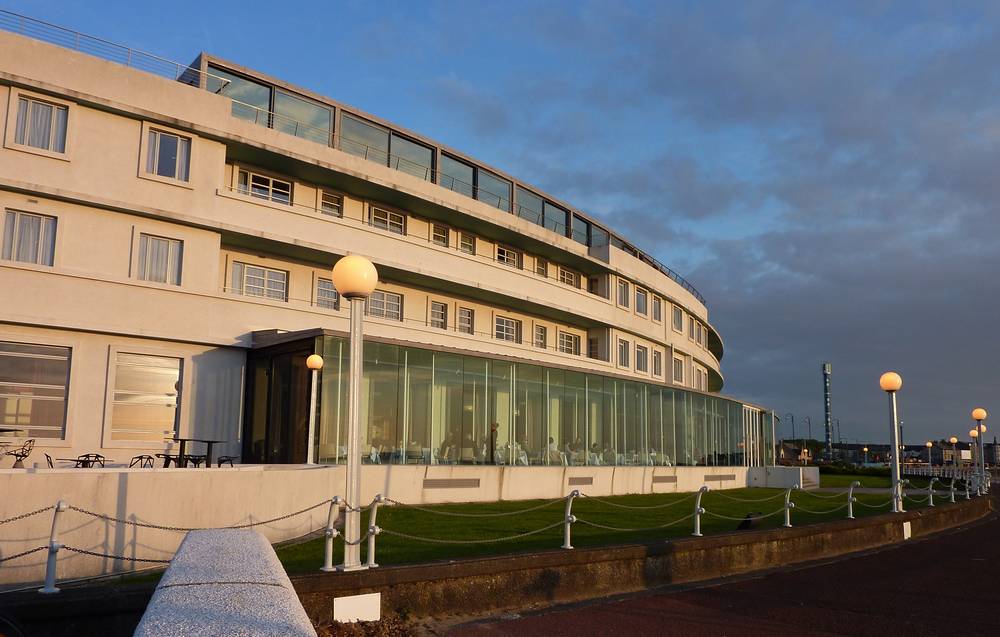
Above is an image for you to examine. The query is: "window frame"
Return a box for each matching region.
[496,244,522,269]
[230,260,289,302]
[653,350,663,377]
[495,315,522,343]
[369,206,407,235]
[5,90,72,161]
[431,223,450,248]
[317,190,344,218]
[140,123,193,187]
[617,338,630,368]
[535,258,549,278]
[672,305,684,333]
[558,331,581,356]
[559,267,580,288]
[457,307,475,335]
[652,296,662,322]
[136,232,183,286]
[366,289,404,321]
[315,276,340,310]
[635,288,648,315]
[635,344,649,372]
[429,300,448,329]
[459,232,476,255]
[0,337,73,442]
[2,209,57,267]
[672,354,685,384]
[617,279,630,308]
[534,324,548,349]
[236,167,292,206]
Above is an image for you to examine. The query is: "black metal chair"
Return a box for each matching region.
[45,452,54,468]
[75,453,105,468]
[5,439,34,468]
[217,455,237,467]
[155,453,180,468]
[184,454,206,468]
[129,455,155,468]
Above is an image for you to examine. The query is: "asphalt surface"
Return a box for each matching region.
[449,502,998,636]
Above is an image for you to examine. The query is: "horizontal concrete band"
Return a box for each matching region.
[294,497,993,624]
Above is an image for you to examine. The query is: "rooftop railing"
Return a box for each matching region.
[0,8,706,305]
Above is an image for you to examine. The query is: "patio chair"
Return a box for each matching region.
[46,452,54,468]
[183,454,206,468]
[5,439,35,468]
[130,455,155,468]
[217,455,237,467]
[155,453,180,468]
[76,453,106,468]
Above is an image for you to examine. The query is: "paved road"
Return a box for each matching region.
[449,504,998,636]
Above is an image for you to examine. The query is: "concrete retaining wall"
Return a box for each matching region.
[0,463,782,586]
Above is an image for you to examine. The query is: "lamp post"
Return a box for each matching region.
[949,436,958,469]
[331,255,379,571]
[803,416,811,464]
[925,441,933,469]
[862,446,868,465]
[972,408,988,494]
[305,354,324,464]
[879,372,904,513]
[969,428,980,495]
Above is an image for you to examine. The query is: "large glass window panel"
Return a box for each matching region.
[476,170,511,212]
[0,341,70,439]
[516,187,544,225]
[317,337,349,464]
[543,201,568,235]
[208,67,272,123]
[572,215,590,246]
[340,115,389,165]
[401,348,433,463]
[485,360,513,464]
[439,155,474,198]
[514,364,545,465]
[561,371,588,465]
[362,342,399,464]
[390,134,434,180]
[273,90,332,145]
[110,352,181,442]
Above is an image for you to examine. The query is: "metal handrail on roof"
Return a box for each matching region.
[0,8,706,305]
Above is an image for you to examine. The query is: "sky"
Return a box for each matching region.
[8,0,1000,446]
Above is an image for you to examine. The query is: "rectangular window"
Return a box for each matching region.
[587,337,600,360]
[558,332,581,355]
[366,290,404,321]
[652,297,662,322]
[635,288,648,315]
[431,224,449,247]
[230,261,288,301]
[635,345,648,372]
[15,96,68,153]
[572,215,590,246]
[458,307,474,334]
[440,154,475,198]
[316,278,339,309]
[543,201,568,234]
[653,350,663,377]
[137,234,183,285]
[673,356,685,384]
[320,192,343,217]
[208,67,272,124]
[495,316,522,343]
[617,279,630,308]
[430,301,448,329]
[273,89,332,145]
[340,114,390,165]
[688,316,696,340]
[459,232,476,255]
[0,341,70,439]
[370,207,406,235]
[110,352,181,442]
[237,169,291,205]
[588,276,600,296]
[535,258,548,277]
[617,338,630,367]
[559,267,579,288]
[391,133,434,181]
[2,211,56,266]
[477,169,512,212]
[145,129,191,181]
[672,306,684,332]
[516,187,544,225]
[534,325,547,348]
[496,245,522,268]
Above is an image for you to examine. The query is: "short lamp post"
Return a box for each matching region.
[969,428,980,495]
[305,354,324,464]
[925,441,933,469]
[972,408,988,494]
[331,255,379,571]
[862,446,868,465]
[879,372,904,513]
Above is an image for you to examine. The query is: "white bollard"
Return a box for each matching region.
[692,486,709,537]
[321,496,343,572]
[562,490,579,549]
[783,484,799,528]
[366,494,383,569]
[927,477,938,507]
[949,478,956,503]
[38,500,68,594]
[847,481,860,519]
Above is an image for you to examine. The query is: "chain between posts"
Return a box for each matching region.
[67,500,330,531]
[0,507,51,526]
[0,546,47,563]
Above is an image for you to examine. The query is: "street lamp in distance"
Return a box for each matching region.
[305,354,324,464]
[925,441,933,468]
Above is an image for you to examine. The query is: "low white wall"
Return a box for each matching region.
[0,463,752,586]
[748,466,820,489]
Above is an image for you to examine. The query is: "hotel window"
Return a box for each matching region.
[535,258,548,277]
[145,129,191,181]
[366,290,404,321]
[635,345,648,372]
[617,279,630,308]
[653,350,663,377]
[476,169,512,212]
[696,367,707,391]
[431,224,449,248]
[459,232,476,255]
[558,332,581,355]
[652,297,662,322]
[516,187,544,225]
[109,352,181,442]
[0,341,70,439]
[534,325,547,348]
[137,234,183,285]
[390,133,434,180]
[430,301,448,329]
[587,337,600,360]
[340,114,390,165]
[672,305,684,332]
[208,67,272,124]
[617,338,630,367]
[316,278,339,309]
[572,215,591,246]
[458,307,474,334]
[559,267,580,288]
[543,201,569,234]
[237,169,291,205]
[369,207,406,235]
[635,288,648,315]
[696,323,705,347]
[273,90,333,145]
[673,355,685,384]
[496,245,522,268]
[440,154,475,198]
[688,316,696,340]
[231,262,288,301]
[320,192,343,217]
[495,316,522,343]
[14,96,68,153]
[2,211,56,266]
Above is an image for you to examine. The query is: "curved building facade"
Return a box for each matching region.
[0,16,774,470]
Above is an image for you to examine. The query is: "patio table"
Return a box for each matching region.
[172,437,226,468]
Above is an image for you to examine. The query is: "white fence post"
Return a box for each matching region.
[38,500,68,594]
[928,477,938,507]
[692,486,709,537]
[949,478,956,503]
[320,496,342,572]
[366,494,383,569]
[847,480,860,519]
[562,490,579,549]
[783,484,799,528]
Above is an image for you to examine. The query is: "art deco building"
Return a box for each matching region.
[0,13,774,470]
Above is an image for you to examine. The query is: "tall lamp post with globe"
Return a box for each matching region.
[969,428,981,495]
[305,354,324,464]
[331,255,379,571]
[972,408,988,494]
[949,436,958,469]
[925,441,933,468]
[879,372,904,513]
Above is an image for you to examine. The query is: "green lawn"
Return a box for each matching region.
[818,473,950,489]
[275,488,924,574]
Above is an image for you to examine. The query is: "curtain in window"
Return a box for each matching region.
[28,101,53,150]
[53,106,67,153]
[14,98,28,145]
[1,212,14,260]
[15,214,41,263]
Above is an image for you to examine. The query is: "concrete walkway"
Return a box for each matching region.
[449,499,998,636]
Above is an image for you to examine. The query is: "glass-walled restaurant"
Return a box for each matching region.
[244,334,774,467]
